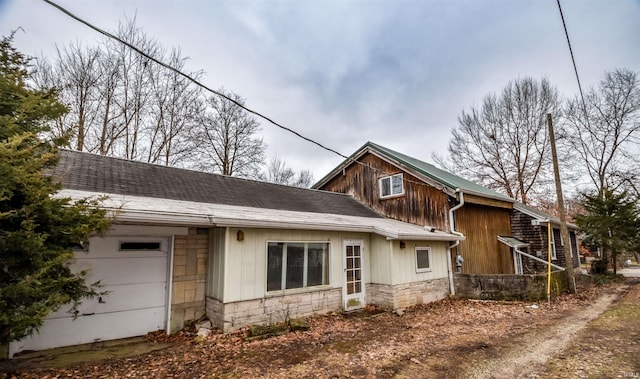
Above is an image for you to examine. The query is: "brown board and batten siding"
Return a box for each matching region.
[456,203,513,274]
[319,153,451,232]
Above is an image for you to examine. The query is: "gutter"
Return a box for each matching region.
[447,191,466,295]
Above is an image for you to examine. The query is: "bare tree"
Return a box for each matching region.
[436,77,561,205]
[33,17,203,166]
[265,155,315,188]
[33,43,102,150]
[194,90,266,178]
[562,68,640,199]
[146,48,203,166]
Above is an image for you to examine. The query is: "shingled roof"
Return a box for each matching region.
[51,149,381,219]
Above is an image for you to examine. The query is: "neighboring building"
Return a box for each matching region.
[511,203,581,274]
[314,142,580,276]
[9,149,462,357]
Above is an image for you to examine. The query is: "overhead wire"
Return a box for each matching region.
[556,0,592,129]
[41,0,446,191]
[41,0,349,160]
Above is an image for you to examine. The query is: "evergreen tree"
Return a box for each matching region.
[0,36,110,346]
[574,189,640,274]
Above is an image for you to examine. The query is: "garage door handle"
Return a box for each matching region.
[82,313,95,316]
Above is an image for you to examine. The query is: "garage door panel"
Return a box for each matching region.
[70,257,168,285]
[10,235,170,357]
[75,249,168,260]
[9,307,166,355]
[46,282,167,319]
[82,237,169,258]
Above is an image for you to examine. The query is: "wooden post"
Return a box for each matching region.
[547,113,577,293]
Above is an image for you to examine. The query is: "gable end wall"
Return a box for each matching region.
[319,153,451,231]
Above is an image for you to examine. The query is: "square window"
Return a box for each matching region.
[415,247,431,272]
[379,173,404,198]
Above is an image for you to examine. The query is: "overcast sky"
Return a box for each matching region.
[1,0,639,181]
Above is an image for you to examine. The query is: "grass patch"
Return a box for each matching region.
[578,272,625,286]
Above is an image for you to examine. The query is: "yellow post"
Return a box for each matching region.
[547,221,552,305]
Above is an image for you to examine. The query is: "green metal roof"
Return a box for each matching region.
[363,142,514,202]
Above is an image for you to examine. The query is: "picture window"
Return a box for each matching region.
[267,242,330,292]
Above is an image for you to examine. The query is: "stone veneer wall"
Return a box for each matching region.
[171,227,208,332]
[367,278,450,310]
[206,288,342,332]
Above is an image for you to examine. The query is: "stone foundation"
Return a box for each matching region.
[206,288,342,332]
[367,278,450,310]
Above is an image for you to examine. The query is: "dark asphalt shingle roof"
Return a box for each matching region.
[52,149,381,218]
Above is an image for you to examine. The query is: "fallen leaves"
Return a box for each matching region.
[2,278,628,379]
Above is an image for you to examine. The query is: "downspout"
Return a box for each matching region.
[447,191,465,295]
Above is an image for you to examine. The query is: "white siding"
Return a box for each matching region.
[368,235,392,284]
[222,228,370,303]
[390,240,449,285]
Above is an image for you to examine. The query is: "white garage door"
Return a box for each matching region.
[10,236,170,356]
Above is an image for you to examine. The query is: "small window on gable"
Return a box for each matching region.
[415,247,431,273]
[379,173,404,198]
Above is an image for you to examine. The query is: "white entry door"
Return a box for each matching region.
[343,240,365,311]
[10,236,170,356]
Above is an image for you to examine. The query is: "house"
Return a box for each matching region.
[9,149,462,357]
[314,142,580,276]
[511,202,581,274]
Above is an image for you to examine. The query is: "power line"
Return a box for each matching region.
[42,0,349,161]
[556,0,591,128]
[41,0,444,192]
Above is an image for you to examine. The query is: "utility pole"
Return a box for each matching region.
[548,113,577,293]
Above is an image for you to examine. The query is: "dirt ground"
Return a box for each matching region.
[3,277,639,379]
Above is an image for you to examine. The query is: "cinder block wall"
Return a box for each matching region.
[171,227,208,332]
[454,272,568,301]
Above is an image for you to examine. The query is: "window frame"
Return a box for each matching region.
[569,231,575,258]
[551,229,558,260]
[379,173,405,199]
[415,246,432,273]
[266,241,331,293]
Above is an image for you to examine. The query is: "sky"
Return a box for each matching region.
[1,0,639,182]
